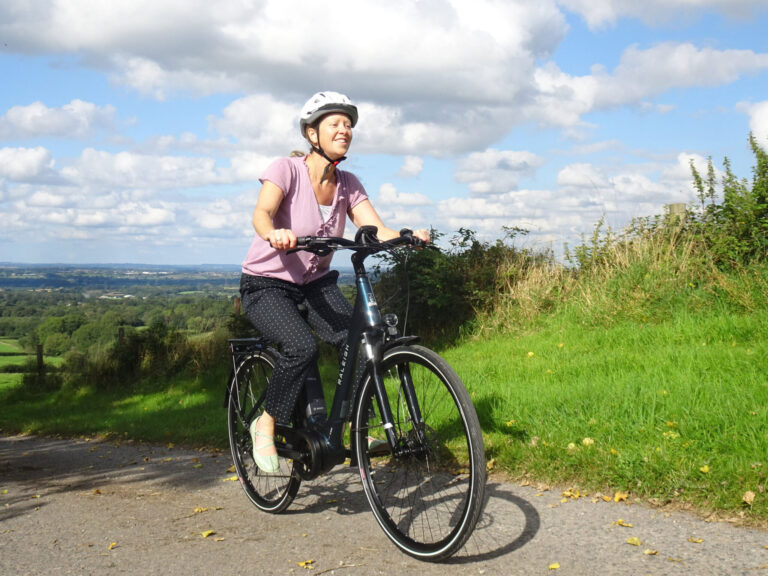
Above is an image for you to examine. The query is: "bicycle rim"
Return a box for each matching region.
[353,345,486,560]
[227,352,300,513]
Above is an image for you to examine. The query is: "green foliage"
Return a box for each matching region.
[60,317,230,389]
[688,134,768,267]
[373,226,542,344]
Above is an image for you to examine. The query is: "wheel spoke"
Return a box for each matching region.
[227,351,301,513]
[353,345,485,560]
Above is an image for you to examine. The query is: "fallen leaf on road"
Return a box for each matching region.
[612,519,633,528]
[614,491,628,502]
[222,476,239,482]
[688,537,703,544]
[626,537,642,546]
[644,549,658,555]
[201,530,216,538]
[298,559,315,569]
[548,562,560,570]
[108,542,117,550]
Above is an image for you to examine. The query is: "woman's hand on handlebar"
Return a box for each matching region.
[398,228,430,248]
[268,228,297,250]
[413,229,430,245]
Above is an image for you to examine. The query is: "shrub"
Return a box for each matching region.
[373,227,544,344]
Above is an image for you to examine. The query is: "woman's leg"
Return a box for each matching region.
[302,271,353,354]
[240,281,319,427]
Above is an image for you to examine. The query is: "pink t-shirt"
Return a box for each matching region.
[241,156,369,285]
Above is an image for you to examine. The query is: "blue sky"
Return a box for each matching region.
[1,0,767,265]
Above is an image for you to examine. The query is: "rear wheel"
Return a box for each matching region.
[227,351,301,513]
[352,345,486,561]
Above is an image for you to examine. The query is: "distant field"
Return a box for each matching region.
[0,339,23,353]
[0,340,28,370]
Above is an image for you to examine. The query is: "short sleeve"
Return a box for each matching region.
[259,158,295,196]
[343,171,369,209]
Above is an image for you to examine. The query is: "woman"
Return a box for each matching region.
[240,91,429,473]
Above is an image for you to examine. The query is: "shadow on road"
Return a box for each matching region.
[1,434,542,562]
[447,481,540,562]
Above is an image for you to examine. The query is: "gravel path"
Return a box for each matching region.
[1,434,766,575]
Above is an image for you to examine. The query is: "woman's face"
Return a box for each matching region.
[310,113,353,159]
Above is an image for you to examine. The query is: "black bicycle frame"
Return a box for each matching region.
[323,246,398,451]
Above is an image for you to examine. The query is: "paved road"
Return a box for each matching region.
[1,434,766,575]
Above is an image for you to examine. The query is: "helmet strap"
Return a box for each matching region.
[310,144,346,182]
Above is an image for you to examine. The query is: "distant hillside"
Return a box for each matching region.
[0,263,356,290]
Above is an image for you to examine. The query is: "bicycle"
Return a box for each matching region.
[225,226,486,561]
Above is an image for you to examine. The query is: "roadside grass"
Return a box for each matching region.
[0,366,229,448]
[451,305,768,523]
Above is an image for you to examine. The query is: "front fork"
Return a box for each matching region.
[362,331,424,457]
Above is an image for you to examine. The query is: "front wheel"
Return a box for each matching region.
[352,345,486,561]
[227,350,301,513]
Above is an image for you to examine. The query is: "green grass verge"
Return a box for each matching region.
[448,309,768,521]
[0,366,229,448]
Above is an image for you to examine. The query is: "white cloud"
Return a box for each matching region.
[557,0,766,29]
[229,152,277,182]
[26,190,68,207]
[398,156,424,178]
[531,44,768,128]
[742,100,768,150]
[62,148,224,189]
[377,183,432,207]
[0,147,55,181]
[0,0,565,102]
[433,151,709,250]
[557,163,611,190]
[455,149,544,195]
[210,94,302,154]
[0,100,115,139]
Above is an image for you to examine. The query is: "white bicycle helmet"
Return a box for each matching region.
[299,91,358,138]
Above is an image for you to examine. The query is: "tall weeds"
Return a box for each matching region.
[478,134,768,334]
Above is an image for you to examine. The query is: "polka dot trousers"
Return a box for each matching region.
[239,271,352,425]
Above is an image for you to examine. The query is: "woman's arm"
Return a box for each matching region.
[349,199,430,243]
[252,180,297,249]
[348,199,399,240]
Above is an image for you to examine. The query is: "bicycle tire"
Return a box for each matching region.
[227,350,301,513]
[352,344,486,561]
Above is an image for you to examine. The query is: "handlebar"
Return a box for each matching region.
[288,227,427,257]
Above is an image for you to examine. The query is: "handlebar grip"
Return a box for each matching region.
[296,236,311,246]
[398,228,426,248]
